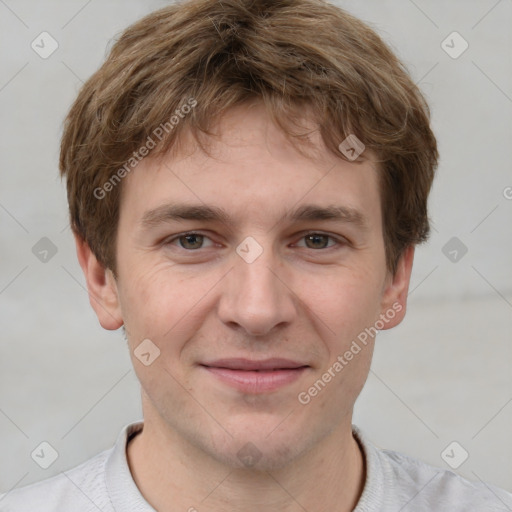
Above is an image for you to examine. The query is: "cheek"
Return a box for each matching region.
[118,262,218,354]
[298,265,385,347]
[295,271,381,419]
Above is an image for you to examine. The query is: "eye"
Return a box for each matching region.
[295,233,342,250]
[166,232,214,250]
[164,231,345,252]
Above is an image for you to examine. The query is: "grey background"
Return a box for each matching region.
[1,0,511,497]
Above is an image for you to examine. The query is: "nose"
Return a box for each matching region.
[217,246,297,337]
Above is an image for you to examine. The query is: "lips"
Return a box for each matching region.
[200,358,309,393]
[201,357,308,371]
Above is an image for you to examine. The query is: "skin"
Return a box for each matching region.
[75,101,414,512]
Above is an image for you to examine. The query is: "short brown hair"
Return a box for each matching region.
[60,0,438,275]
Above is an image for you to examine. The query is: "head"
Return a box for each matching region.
[61,0,438,470]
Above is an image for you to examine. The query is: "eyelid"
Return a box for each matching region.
[292,231,348,249]
[164,231,216,248]
[163,230,349,250]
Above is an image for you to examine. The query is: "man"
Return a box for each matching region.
[2,0,511,510]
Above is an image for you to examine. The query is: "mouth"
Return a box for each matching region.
[199,358,310,393]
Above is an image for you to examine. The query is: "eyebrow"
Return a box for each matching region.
[139,203,368,230]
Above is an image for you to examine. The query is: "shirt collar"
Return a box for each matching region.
[105,421,156,512]
[105,421,381,511]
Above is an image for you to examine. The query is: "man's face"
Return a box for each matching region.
[87,102,411,470]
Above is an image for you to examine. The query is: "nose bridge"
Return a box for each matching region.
[239,251,280,303]
[218,239,296,335]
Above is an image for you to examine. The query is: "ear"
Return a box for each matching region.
[73,232,123,330]
[379,245,415,330]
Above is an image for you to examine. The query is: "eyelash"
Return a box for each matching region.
[164,231,347,251]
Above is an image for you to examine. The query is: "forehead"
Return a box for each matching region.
[118,103,382,231]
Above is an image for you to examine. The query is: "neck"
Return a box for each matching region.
[127,414,366,512]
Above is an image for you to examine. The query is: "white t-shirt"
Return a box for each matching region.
[1,421,511,511]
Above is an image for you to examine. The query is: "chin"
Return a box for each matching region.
[212,438,304,472]
[203,418,324,472]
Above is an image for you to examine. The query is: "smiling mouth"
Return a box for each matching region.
[200,358,310,393]
[201,357,309,370]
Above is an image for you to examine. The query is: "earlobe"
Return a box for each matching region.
[73,232,124,330]
[379,245,415,330]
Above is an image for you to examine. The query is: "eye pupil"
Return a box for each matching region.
[180,234,203,249]
[174,233,335,251]
[305,234,328,249]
